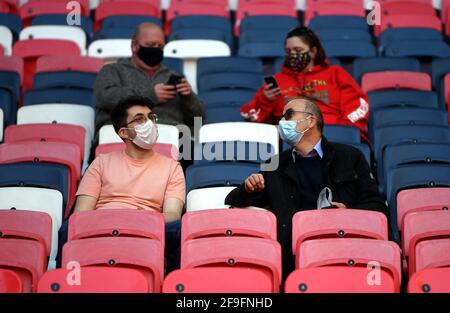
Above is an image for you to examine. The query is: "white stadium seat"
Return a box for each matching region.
[186,186,236,212]
[88,39,132,59]
[0,26,13,56]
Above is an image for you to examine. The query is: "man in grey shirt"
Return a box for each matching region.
[93,22,205,140]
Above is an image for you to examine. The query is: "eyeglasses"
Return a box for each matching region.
[125,113,158,127]
[282,109,313,121]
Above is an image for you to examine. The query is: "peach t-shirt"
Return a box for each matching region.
[76,150,185,212]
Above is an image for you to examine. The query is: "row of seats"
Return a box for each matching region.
[1,206,449,293]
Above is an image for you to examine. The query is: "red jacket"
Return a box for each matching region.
[241,64,370,142]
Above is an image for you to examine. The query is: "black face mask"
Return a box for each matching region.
[137,46,163,67]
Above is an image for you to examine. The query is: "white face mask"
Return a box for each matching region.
[128,119,159,150]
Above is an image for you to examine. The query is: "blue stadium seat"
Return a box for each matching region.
[198,72,263,93]
[0,71,20,126]
[204,107,244,124]
[316,29,371,42]
[323,124,360,143]
[322,41,376,59]
[379,28,442,54]
[431,58,450,109]
[31,14,93,41]
[274,57,341,72]
[0,13,22,38]
[381,143,450,194]
[384,41,450,58]
[101,16,162,29]
[162,57,183,75]
[169,28,233,48]
[33,72,97,90]
[193,141,276,165]
[239,29,287,46]
[197,57,263,77]
[200,90,256,109]
[240,16,298,33]
[185,163,260,191]
[94,27,134,39]
[368,90,439,110]
[0,162,69,213]
[385,164,450,242]
[352,57,421,84]
[308,16,368,31]
[23,88,94,107]
[369,108,448,142]
[238,42,285,58]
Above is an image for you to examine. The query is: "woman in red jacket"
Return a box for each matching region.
[241,26,370,143]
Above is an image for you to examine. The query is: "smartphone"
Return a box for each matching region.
[264,76,279,89]
[167,74,184,87]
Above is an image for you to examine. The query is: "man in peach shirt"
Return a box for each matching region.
[59,96,185,272]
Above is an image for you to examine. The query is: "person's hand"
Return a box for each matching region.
[262,84,282,101]
[244,174,265,193]
[331,201,346,208]
[154,83,176,103]
[175,78,191,97]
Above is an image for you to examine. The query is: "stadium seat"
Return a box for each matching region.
[444,74,450,122]
[88,39,132,59]
[322,40,376,59]
[198,72,262,93]
[316,29,371,42]
[323,124,361,143]
[238,42,285,58]
[297,238,402,292]
[305,1,366,26]
[23,88,94,107]
[0,239,46,292]
[431,58,450,109]
[67,209,165,244]
[408,268,450,293]
[19,25,87,55]
[414,239,450,274]
[162,57,183,74]
[368,90,439,111]
[376,14,442,37]
[12,39,81,91]
[239,15,298,34]
[197,57,263,79]
[284,266,397,293]
[200,89,256,109]
[0,55,22,126]
[36,55,103,75]
[186,186,237,212]
[204,106,244,124]
[181,209,277,245]
[384,41,450,58]
[397,188,450,232]
[94,1,161,32]
[19,0,90,27]
[163,267,274,293]
[0,109,3,141]
[33,71,96,90]
[62,237,164,292]
[100,15,161,30]
[0,210,52,261]
[37,266,149,293]
[31,14,93,41]
[403,211,450,276]
[0,269,22,293]
[353,57,421,84]
[0,13,21,38]
[362,71,431,93]
[379,28,443,54]
[380,1,436,17]
[292,209,388,264]
[0,163,70,213]
[181,237,282,292]
[308,15,368,30]
[0,25,12,55]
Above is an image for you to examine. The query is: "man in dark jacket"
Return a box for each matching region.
[93,22,205,139]
[225,96,387,279]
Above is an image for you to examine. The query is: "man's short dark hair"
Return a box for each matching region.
[284,95,324,132]
[111,96,155,134]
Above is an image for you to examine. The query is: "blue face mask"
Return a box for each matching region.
[278,118,310,146]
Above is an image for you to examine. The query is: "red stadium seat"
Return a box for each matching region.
[0,55,23,83]
[181,209,277,245]
[0,0,19,14]
[4,124,86,165]
[94,1,161,32]
[380,1,436,17]
[0,210,52,258]
[408,268,450,293]
[95,142,179,160]
[297,238,402,292]
[20,0,90,27]
[377,14,442,37]
[361,71,432,93]
[304,1,365,26]
[0,269,22,293]
[0,45,4,56]
[36,55,104,74]
[292,209,388,266]
[37,267,149,293]
[396,188,450,231]
[402,211,450,276]
[12,39,81,92]
[67,209,165,245]
[0,141,82,212]
[163,267,274,293]
[284,266,397,293]
[62,237,164,292]
[181,237,282,292]
[414,239,450,273]
[0,239,46,292]
[444,74,450,123]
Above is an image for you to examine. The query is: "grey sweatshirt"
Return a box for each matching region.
[93,58,205,136]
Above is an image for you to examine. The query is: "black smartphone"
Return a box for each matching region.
[167,74,184,87]
[264,76,279,89]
